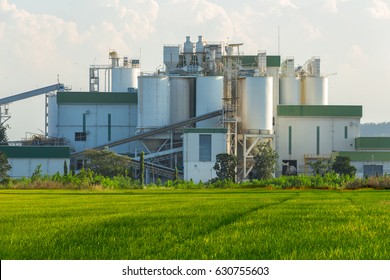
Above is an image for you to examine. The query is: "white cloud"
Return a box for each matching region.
[192,0,229,24]
[324,0,339,13]
[0,22,5,39]
[302,20,322,41]
[348,44,368,62]
[279,0,298,9]
[0,0,91,67]
[370,0,390,19]
[323,0,349,13]
[103,0,159,40]
[0,0,15,12]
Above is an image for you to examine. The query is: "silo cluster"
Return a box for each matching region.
[137,37,330,139]
[136,74,223,131]
[279,57,328,106]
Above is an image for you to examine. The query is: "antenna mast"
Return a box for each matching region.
[278,26,280,55]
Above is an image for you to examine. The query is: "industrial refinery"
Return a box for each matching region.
[1,35,390,181]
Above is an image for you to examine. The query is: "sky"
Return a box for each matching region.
[1,0,390,140]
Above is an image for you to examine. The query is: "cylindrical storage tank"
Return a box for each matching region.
[279,76,301,105]
[196,76,223,128]
[170,77,196,124]
[301,76,328,105]
[137,75,170,132]
[112,67,140,92]
[241,76,273,132]
[47,93,58,137]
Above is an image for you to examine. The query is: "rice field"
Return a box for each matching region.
[0,189,389,260]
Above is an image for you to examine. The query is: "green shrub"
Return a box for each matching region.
[344,176,390,190]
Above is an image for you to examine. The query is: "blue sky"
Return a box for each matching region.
[1,0,390,140]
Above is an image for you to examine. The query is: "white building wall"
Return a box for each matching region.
[57,103,139,153]
[277,116,360,175]
[7,158,70,178]
[184,130,226,183]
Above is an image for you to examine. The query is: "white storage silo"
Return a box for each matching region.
[241,76,273,132]
[170,77,195,124]
[196,76,223,128]
[279,76,301,105]
[301,76,328,105]
[47,93,58,137]
[137,75,170,132]
[112,67,140,92]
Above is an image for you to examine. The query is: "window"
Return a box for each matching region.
[75,132,87,141]
[199,134,211,162]
[364,165,383,177]
[344,126,348,139]
[282,160,297,176]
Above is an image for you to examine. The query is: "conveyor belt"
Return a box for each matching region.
[0,84,63,104]
[71,109,222,156]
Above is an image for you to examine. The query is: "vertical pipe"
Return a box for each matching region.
[316,126,320,155]
[45,94,48,137]
[82,113,86,133]
[288,126,292,155]
[108,114,112,141]
[170,131,173,168]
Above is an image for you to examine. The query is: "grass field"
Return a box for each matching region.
[0,189,389,260]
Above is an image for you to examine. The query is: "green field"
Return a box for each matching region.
[0,189,389,260]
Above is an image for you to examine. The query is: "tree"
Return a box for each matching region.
[307,158,332,176]
[332,156,356,177]
[83,149,132,178]
[252,141,278,179]
[31,164,43,182]
[0,152,11,182]
[174,167,179,182]
[63,160,68,176]
[0,124,9,143]
[213,153,237,182]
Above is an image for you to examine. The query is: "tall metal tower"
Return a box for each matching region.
[222,44,242,166]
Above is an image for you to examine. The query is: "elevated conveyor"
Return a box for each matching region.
[0,84,64,104]
[0,83,64,126]
[71,109,222,180]
[71,109,222,156]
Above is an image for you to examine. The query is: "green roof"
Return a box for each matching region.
[266,56,281,67]
[222,55,280,68]
[232,55,257,67]
[0,146,71,158]
[277,105,362,117]
[355,137,390,150]
[57,92,137,104]
[333,151,390,162]
[184,128,227,134]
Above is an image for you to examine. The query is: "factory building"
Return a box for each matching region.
[48,91,140,154]
[276,105,361,176]
[0,146,70,178]
[183,128,227,182]
[2,35,390,181]
[336,137,390,177]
